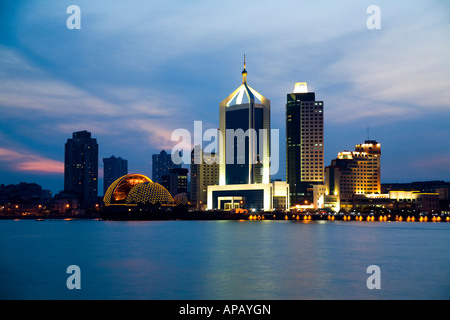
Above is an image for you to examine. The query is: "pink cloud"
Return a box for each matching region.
[0,147,64,174]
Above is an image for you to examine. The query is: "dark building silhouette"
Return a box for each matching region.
[0,182,51,204]
[0,182,52,215]
[64,130,99,208]
[152,150,181,184]
[286,82,324,206]
[161,167,189,197]
[103,156,128,195]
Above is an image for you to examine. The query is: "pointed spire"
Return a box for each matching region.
[242,54,247,84]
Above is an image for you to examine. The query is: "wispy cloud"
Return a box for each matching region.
[323,2,450,123]
[1,0,449,189]
[0,147,64,174]
[0,46,196,153]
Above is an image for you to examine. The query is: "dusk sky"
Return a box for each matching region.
[1,0,449,195]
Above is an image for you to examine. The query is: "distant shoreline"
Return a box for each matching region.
[1,210,448,223]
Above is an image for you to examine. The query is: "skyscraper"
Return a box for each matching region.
[218,56,271,185]
[152,150,181,184]
[207,58,289,212]
[191,145,219,210]
[286,82,324,206]
[103,156,128,195]
[64,130,99,208]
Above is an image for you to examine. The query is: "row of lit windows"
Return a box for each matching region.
[396,198,439,202]
[302,105,323,110]
[302,121,322,125]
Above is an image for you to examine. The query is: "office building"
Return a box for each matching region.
[286,82,324,207]
[218,56,271,185]
[319,140,381,211]
[207,58,289,211]
[152,150,181,184]
[162,168,189,197]
[64,130,98,208]
[191,145,220,210]
[103,156,128,195]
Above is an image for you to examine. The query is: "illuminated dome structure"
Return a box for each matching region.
[103,174,173,207]
[173,193,189,206]
[126,182,174,205]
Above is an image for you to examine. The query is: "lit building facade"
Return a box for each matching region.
[286,82,324,207]
[64,130,98,208]
[319,140,381,211]
[191,145,220,210]
[103,156,128,195]
[208,58,289,212]
[218,57,271,185]
[388,190,440,213]
[161,167,189,197]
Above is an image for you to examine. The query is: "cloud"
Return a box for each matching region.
[0,46,197,154]
[1,0,449,186]
[0,47,122,117]
[322,1,450,123]
[0,147,64,174]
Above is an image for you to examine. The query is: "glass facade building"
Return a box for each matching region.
[218,59,271,186]
[286,83,324,206]
[207,59,289,212]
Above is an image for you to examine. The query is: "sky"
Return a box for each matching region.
[0,0,449,196]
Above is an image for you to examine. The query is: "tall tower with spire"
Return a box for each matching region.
[218,56,271,186]
[242,54,248,84]
[207,57,289,212]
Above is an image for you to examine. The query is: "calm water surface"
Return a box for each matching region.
[1,219,449,300]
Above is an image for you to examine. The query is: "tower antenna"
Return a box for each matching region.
[241,54,247,84]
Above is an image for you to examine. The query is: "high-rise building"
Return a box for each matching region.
[64,130,98,208]
[103,156,128,195]
[286,82,324,207]
[162,168,189,197]
[218,56,271,186]
[191,145,220,210]
[152,150,181,184]
[321,140,381,211]
[207,58,289,212]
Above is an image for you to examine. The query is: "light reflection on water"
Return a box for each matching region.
[0,219,449,300]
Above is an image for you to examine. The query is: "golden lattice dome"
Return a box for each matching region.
[103,174,173,206]
[126,182,173,205]
[173,193,189,206]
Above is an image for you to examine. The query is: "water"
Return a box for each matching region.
[1,219,449,300]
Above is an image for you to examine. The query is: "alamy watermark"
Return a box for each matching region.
[66,265,81,290]
[366,265,381,290]
[367,5,381,30]
[170,121,280,175]
[66,5,81,30]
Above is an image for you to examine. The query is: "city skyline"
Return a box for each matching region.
[1,1,450,195]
